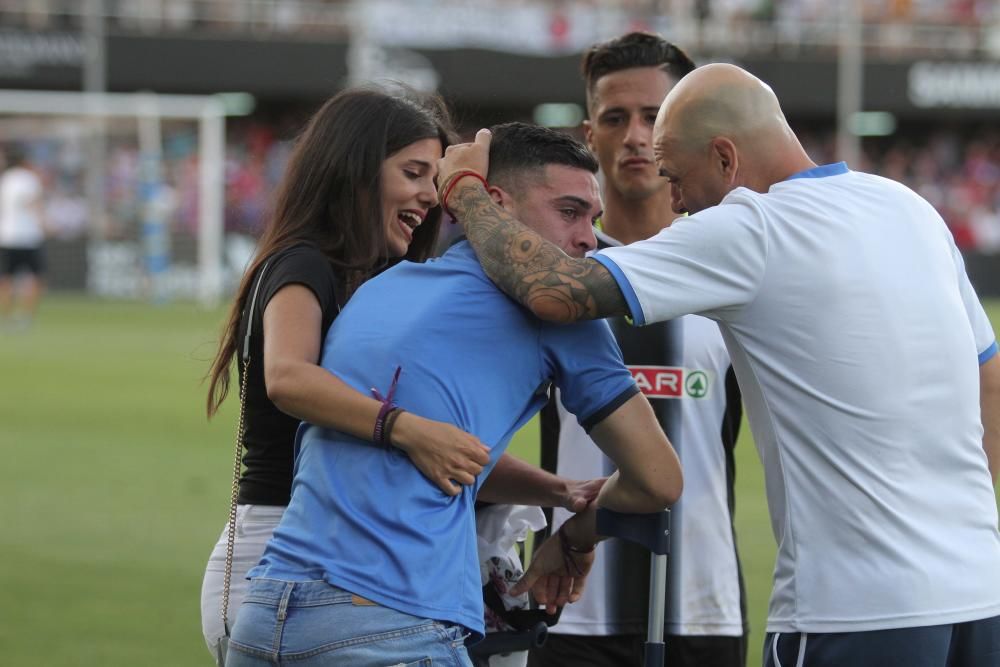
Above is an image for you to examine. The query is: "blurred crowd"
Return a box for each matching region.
[16,116,1000,255]
[3,0,996,63]
[19,117,296,243]
[3,0,996,34]
[799,127,1000,253]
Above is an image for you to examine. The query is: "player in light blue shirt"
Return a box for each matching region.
[226,123,683,667]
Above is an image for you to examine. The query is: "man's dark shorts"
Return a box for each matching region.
[764,615,1000,667]
[0,247,45,277]
[529,632,746,667]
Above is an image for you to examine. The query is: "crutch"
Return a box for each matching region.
[466,618,549,667]
[596,508,671,667]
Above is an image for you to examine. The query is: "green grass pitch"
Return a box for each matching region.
[2,295,998,665]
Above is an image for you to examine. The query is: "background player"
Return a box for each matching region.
[0,145,47,329]
[531,33,747,667]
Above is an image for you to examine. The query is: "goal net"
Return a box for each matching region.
[0,90,232,307]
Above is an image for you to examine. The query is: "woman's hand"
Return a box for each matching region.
[390,412,492,496]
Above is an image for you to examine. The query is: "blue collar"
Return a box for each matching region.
[786,162,849,180]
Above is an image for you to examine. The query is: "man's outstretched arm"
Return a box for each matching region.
[441,130,629,323]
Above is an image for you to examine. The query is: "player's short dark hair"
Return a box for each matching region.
[581,32,696,107]
[487,122,598,191]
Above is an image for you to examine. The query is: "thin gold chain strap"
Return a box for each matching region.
[219,258,270,634]
[220,355,250,632]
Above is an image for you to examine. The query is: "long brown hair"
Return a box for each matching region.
[206,86,455,417]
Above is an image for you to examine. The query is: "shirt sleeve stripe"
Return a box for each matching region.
[579,383,640,433]
[592,253,645,326]
[979,340,997,365]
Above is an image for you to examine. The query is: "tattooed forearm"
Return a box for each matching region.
[450,183,628,323]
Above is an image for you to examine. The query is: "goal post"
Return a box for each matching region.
[0,89,237,308]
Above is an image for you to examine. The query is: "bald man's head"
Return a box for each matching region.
[652,63,814,214]
[657,64,787,149]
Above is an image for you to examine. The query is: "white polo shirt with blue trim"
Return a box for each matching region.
[595,163,1000,634]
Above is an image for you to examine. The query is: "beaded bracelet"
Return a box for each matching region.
[440,169,488,219]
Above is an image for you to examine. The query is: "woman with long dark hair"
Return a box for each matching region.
[199,86,491,662]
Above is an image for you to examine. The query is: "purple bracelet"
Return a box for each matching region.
[371,366,402,447]
[382,407,405,447]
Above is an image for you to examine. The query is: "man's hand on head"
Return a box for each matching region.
[437,128,492,217]
[434,124,629,324]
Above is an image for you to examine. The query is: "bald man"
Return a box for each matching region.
[443,64,1000,667]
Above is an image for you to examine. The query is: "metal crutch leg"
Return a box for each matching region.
[596,508,671,667]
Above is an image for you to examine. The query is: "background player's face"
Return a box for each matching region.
[584,67,677,202]
[380,137,443,257]
[510,165,601,258]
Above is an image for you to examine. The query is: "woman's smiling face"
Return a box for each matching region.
[380,137,443,257]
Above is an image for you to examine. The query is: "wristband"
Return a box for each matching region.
[440,169,488,219]
[371,366,402,447]
[557,525,595,576]
[383,407,406,448]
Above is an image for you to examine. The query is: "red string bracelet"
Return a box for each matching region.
[441,169,488,219]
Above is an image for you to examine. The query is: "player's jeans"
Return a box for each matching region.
[764,614,1000,667]
[200,504,285,661]
[226,578,474,666]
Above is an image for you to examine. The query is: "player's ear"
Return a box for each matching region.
[582,119,595,152]
[711,137,739,184]
[487,185,513,210]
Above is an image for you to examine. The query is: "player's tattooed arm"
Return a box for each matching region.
[449,181,629,324]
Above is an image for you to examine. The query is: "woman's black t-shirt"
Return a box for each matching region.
[235,243,343,505]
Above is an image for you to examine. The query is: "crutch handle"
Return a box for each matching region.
[595,508,672,667]
[595,508,671,555]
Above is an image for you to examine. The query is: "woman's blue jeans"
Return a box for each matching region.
[226,578,473,666]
